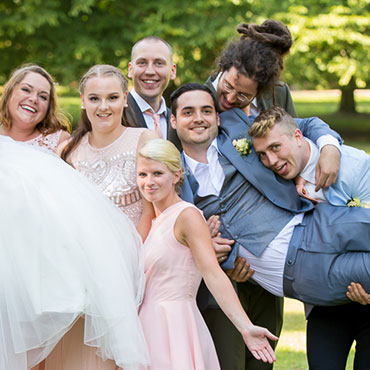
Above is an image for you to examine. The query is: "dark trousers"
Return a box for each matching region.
[307,303,370,370]
[201,281,284,370]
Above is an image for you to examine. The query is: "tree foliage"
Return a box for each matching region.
[274,1,370,112]
[1,0,369,113]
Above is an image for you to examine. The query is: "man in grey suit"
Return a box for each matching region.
[170,83,370,370]
[123,36,180,146]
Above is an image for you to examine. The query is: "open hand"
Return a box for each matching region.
[242,325,278,363]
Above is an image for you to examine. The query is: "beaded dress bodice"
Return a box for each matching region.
[69,128,146,225]
[26,130,63,153]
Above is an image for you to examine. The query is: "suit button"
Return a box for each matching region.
[287,259,293,265]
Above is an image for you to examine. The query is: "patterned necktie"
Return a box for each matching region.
[145,109,163,138]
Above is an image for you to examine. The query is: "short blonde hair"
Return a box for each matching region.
[138,139,184,194]
[249,106,297,138]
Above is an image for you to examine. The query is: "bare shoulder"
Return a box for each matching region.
[175,205,205,239]
[55,135,72,156]
[58,130,70,145]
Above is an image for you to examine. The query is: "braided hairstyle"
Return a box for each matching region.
[217,20,292,94]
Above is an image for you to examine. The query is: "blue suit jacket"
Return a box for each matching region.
[181,107,342,214]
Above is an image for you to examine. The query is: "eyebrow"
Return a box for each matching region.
[181,105,215,110]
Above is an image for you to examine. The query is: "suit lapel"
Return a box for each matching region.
[126,93,147,128]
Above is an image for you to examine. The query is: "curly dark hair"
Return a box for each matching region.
[217,20,292,94]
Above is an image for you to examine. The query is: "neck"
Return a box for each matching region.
[143,95,162,113]
[300,138,311,171]
[182,143,209,164]
[88,125,126,148]
[153,192,181,217]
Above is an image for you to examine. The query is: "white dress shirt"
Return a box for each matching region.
[130,89,168,139]
[183,139,225,197]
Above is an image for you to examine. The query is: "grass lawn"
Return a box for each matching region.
[275,299,355,369]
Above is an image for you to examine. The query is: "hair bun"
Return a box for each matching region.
[237,19,292,56]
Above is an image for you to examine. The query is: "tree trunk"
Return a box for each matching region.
[339,78,356,113]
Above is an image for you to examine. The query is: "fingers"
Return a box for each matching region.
[226,257,254,282]
[346,282,370,305]
[207,215,220,238]
[217,254,229,263]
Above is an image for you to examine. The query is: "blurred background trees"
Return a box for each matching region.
[0,0,369,113]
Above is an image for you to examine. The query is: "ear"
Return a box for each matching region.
[173,169,182,185]
[216,113,220,127]
[170,113,177,130]
[128,62,133,78]
[294,128,303,146]
[170,64,177,80]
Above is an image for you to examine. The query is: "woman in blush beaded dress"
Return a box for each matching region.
[0,64,70,152]
[32,65,157,370]
[0,135,149,370]
[60,64,158,235]
[136,139,278,370]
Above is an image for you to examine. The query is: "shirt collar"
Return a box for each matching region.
[130,88,167,116]
[184,138,220,174]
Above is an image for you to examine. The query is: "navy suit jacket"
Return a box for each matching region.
[123,92,182,150]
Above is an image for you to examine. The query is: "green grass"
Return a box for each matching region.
[292,90,370,151]
[275,299,355,369]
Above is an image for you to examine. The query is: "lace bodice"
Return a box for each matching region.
[26,130,63,153]
[69,128,146,225]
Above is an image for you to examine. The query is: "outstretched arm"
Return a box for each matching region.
[175,207,278,363]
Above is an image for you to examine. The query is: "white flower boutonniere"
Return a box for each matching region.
[347,197,370,208]
[232,138,252,157]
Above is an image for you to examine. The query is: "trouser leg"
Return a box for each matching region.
[202,281,283,370]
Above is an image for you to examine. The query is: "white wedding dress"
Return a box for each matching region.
[0,135,149,370]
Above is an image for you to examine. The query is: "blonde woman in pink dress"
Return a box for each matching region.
[33,65,157,370]
[136,139,278,370]
[0,64,70,152]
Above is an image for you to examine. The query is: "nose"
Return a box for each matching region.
[193,110,204,123]
[145,61,155,74]
[99,99,108,110]
[28,91,39,104]
[226,91,237,104]
[266,152,278,167]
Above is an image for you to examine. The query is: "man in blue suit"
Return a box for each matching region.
[170,83,370,370]
[249,106,370,370]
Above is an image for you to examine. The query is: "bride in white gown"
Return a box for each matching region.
[0,135,149,370]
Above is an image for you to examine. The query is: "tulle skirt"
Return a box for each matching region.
[0,136,149,370]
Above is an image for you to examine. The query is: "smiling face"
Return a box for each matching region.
[8,72,51,131]
[137,156,181,206]
[216,66,258,112]
[252,124,306,179]
[128,39,176,108]
[171,90,219,153]
[80,75,127,135]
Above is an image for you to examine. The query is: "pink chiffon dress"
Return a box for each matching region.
[139,201,221,370]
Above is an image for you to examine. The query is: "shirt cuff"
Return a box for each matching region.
[316,135,341,154]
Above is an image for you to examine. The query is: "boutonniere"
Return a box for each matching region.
[347,197,370,208]
[232,138,252,157]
